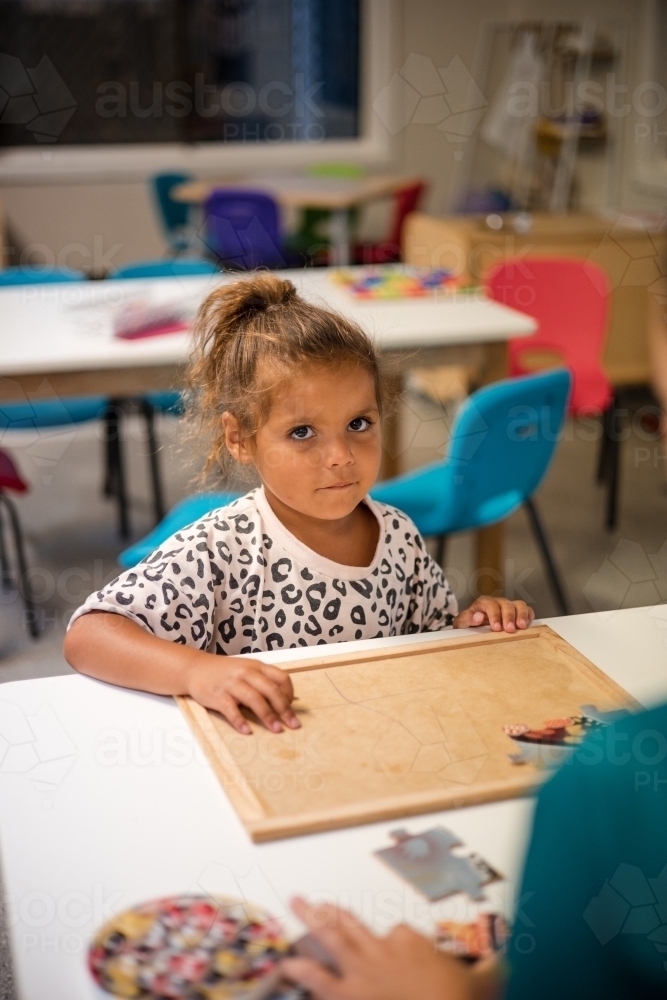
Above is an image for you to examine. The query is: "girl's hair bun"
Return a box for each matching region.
[227,274,296,320]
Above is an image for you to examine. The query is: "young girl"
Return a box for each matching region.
[65,275,533,735]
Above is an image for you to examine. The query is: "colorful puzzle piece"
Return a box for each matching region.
[503,704,631,767]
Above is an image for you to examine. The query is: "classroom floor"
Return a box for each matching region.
[1,387,665,681]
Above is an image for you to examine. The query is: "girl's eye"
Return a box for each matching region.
[348,417,370,432]
[290,425,314,440]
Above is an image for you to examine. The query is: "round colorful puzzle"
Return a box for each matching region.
[88,895,299,999]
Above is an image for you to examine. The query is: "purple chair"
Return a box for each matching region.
[204,189,286,270]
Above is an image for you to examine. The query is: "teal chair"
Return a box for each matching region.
[0,265,84,287]
[110,258,218,280]
[108,257,220,525]
[151,173,195,254]
[370,369,572,614]
[118,492,241,567]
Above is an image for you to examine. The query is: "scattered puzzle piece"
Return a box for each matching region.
[435,913,509,962]
[374,827,501,901]
[503,705,630,767]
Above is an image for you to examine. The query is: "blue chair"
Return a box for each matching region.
[108,257,220,526]
[151,173,194,254]
[118,492,242,567]
[0,265,85,287]
[371,369,572,615]
[110,258,218,280]
[204,189,286,270]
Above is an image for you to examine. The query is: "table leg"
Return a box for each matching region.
[329,209,350,266]
[475,525,504,597]
[474,342,508,596]
[380,373,403,480]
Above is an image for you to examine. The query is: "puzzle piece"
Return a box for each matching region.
[374,827,500,901]
[504,705,631,767]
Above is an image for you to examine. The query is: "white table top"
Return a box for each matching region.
[0,268,536,378]
[1,606,666,999]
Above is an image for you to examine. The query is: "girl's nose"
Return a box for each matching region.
[325,436,355,466]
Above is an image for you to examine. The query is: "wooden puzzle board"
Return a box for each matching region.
[177,626,639,842]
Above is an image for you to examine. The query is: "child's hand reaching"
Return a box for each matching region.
[281,897,494,1000]
[454,596,534,633]
[187,657,301,734]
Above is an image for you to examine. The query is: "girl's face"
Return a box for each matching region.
[225,362,382,521]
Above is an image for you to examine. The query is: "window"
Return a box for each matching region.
[0,0,360,147]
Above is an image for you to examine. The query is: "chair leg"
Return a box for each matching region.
[0,493,39,638]
[0,506,11,592]
[104,401,130,539]
[605,393,622,532]
[434,535,448,569]
[524,498,570,616]
[596,404,613,483]
[140,399,166,525]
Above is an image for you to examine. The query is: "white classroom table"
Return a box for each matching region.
[0,268,535,389]
[0,605,666,999]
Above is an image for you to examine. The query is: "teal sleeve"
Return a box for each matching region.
[506,704,667,1000]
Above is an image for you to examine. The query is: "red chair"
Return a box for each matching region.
[354,182,427,264]
[0,449,38,637]
[486,257,621,530]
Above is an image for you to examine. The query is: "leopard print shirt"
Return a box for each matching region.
[70,488,457,654]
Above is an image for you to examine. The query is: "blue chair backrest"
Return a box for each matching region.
[443,369,571,528]
[372,369,571,535]
[152,173,191,233]
[110,259,219,280]
[0,266,84,286]
[204,189,283,269]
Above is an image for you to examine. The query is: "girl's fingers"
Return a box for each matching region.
[515,601,534,628]
[260,663,295,700]
[216,694,251,735]
[477,599,502,631]
[232,680,283,732]
[251,672,300,728]
[281,957,341,999]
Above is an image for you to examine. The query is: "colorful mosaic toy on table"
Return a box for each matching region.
[330,267,481,299]
[88,894,304,1000]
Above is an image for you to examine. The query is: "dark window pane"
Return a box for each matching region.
[0,0,360,146]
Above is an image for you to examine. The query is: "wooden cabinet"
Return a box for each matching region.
[404,212,666,386]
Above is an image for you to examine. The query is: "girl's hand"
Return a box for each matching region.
[186,656,300,734]
[281,898,479,1000]
[454,597,534,633]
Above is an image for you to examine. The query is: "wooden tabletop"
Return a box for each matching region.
[172,174,420,210]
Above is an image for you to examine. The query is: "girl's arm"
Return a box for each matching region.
[64,611,300,735]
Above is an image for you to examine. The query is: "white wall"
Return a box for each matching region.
[1,0,664,271]
[397,0,666,218]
